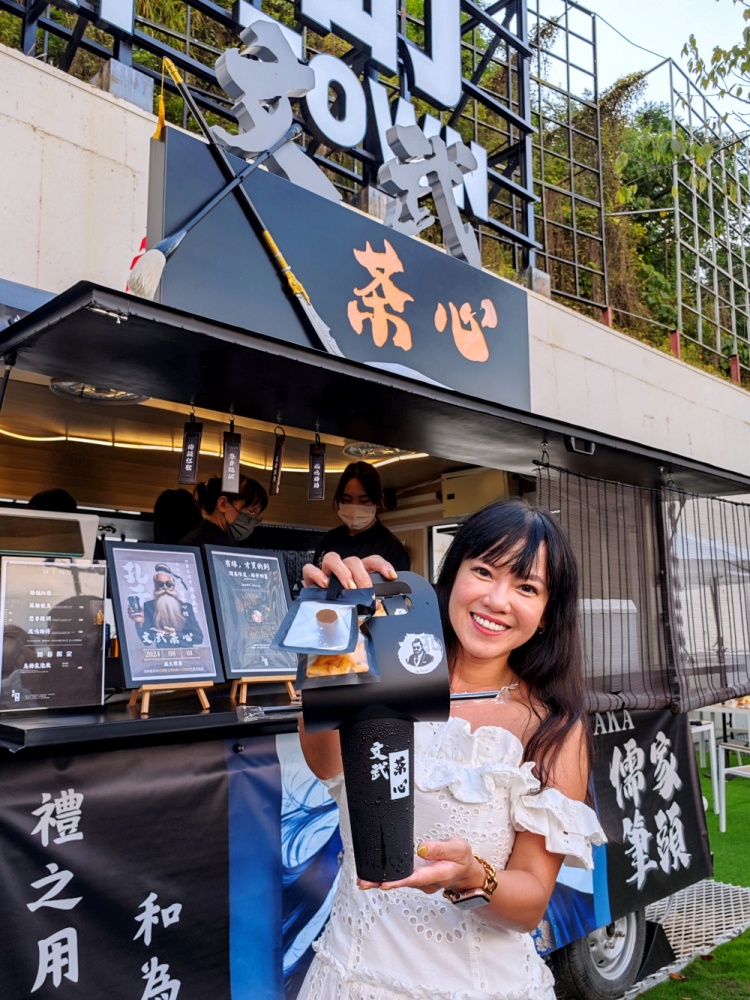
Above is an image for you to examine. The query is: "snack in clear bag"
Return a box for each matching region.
[306,636,371,677]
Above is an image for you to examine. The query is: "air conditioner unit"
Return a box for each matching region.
[440,469,509,518]
[578,599,639,678]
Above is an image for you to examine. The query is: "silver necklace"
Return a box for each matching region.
[493,682,520,706]
[450,683,520,704]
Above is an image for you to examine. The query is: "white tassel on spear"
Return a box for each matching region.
[129,124,302,301]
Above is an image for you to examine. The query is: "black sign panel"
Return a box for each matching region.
[0,558,105,711]
[151,128,530,411]
[308,442,326,500]
[221,432,242,494]
[591,709,712,921]
[204,547,297,678]
[269,430,285,497]
[179,420,203,485]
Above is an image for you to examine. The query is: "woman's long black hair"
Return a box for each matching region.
[435,497,590,791]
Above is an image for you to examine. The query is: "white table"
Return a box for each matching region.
[717,741,750,832]
[689,717,719,813]
[704,701,750,746]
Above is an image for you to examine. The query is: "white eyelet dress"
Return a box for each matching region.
[297,717,606,1000]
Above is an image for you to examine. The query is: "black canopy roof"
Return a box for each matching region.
[1,281,747,495]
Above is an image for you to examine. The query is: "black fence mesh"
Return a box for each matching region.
[537,465,668,712]
[537,466,750,713]
[662,489,750,711]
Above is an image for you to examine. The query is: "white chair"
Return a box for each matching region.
[689,717,719,814]
[717,741,750,833]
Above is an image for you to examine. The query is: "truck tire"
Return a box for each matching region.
[548,909,647,1000]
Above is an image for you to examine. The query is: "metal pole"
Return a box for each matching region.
[0,350,16,416]
[669,61,683,343]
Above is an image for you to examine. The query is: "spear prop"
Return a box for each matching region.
[162,58,344,358]
[129,124,302,300]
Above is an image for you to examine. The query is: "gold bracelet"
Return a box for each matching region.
[442,854,498,907]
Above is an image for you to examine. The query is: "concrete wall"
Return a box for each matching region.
[1,43,749,480]
[528,293,750,478]
[0,44,153,293]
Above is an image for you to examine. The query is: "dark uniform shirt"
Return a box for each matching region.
[179,520,231,548]
[313,519,410,571]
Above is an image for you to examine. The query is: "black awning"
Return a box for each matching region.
[1,281,747,494]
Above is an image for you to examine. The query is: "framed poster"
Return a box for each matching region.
[0,557,106,711]
[205,547,298,678]
[106,542,222,688]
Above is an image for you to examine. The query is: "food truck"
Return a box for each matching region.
[1,4,750,998]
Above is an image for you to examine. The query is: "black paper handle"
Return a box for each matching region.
[325,575,344,602]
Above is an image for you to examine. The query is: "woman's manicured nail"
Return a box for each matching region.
[417,844,429,858]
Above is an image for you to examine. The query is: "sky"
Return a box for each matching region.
[580,0,748,122]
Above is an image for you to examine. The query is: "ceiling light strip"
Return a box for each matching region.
[0,427,424,471]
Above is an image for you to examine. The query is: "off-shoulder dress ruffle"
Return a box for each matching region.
[414,717,605,869]
[297,717,606,1000]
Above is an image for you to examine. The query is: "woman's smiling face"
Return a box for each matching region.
[447,544,549,670]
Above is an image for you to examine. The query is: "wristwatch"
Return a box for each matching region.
[442,855,498,910]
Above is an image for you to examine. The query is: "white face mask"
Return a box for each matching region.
[337,504,377,532]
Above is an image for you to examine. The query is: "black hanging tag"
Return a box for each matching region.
[178,416,203,485]
[308,434,326,500]
[222,420,242,494]
[269,426,286,496]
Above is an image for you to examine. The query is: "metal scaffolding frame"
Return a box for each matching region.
[7,0,747,356]
[662,59,750,385]
[0,0,542,274]
[527,0,607,310]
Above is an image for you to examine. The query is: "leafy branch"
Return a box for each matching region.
[683,0,750,105]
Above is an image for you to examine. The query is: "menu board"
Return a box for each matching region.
[205,547,297,678]
[106,542,222,688]
[0,557,106,711]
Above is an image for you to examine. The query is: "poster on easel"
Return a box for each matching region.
[106,542,222,688]
[0,557,106,711]
[204,547,297,678]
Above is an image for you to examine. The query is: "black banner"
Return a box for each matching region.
[0,733,341,999]
[178,420,203,485]
[269,429,285,497]
[591,709,712,921]
[221,432,241,495]
[308,441,325,501]
[0,741,231,999]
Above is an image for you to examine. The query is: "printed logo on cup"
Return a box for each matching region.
[397,633,442,674]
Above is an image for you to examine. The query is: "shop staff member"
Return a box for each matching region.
[180,476,268,548]
[313,462,410,571]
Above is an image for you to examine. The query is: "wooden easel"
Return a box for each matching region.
[129,681,214,716]
[230,675,298,704]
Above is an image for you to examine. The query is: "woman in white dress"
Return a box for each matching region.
[298,498,605,1000]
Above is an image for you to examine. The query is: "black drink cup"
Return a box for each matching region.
[300,573,449,885]
[339,715,415,882]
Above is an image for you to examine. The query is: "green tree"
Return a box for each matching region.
[684,0,750,124]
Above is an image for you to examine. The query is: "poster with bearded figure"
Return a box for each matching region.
[106,542,222,687]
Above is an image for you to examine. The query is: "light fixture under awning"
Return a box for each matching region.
[50,379,150,405]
